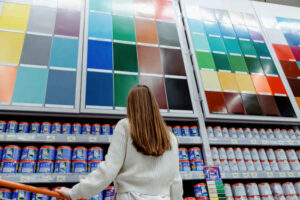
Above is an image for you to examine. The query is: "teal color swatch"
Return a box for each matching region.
[12,67,48,104]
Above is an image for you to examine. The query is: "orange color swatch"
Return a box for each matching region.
[296,97,300,108]
[267,76,287,96]
[0,66,18,104]
[135,18,159,44]
[273,44,295,61]
[251,75,272,95]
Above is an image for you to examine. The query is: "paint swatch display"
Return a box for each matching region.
[0,1,83,109]
[182,0,296,117]
[273,17,300,109]
[84,0,193,112]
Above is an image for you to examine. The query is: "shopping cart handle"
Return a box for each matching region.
[0,179,71,200]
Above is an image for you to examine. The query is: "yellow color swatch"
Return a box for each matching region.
[0,3,30,31]
[0,31,25,64]
[235,73,256,93]
[217,72,239,92]
[200,70,221,91]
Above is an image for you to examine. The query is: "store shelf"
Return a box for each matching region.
[0,172,204,184]
[209,137,300,146]
[0,134,202,145]
[221,171,300,179]
[0,134,111,144]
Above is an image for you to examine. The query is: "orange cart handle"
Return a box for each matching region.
[0,179,70,200]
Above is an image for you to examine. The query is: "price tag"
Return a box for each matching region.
[6,135,16,140]
[288,140,294,145]
[267,172,273,177]
[89,137,97,142]
[20,176,30,182]
[57,176,66,182]
[298,172,300,177]
[297,141,300,145]
[279,140,284,145]
[232,173,239,178]
[108,137,112,142]
[23,135,32,140]
[79,175,87,180]
[42,176,52,181]
[199,173,205,179]
[0,135,4,140]
[262,140,268,144]
[186,173,193,179]
[288,172,294,177]
[279,172,286,177]
[221,172,226,178]
[192,138,201,143]
[242,173,249,178]
[46,135,55,141]
[251,172,258,177]
[231,139,238,144]
[251,139,257,144]
[67,136,76,142]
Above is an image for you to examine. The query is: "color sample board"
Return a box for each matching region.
[253,2,300,111]
[83,0,193,112]
[0,0,83,111]
[182,0,297,118]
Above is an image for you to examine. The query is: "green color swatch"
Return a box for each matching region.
[192,34,210,52]
[196,51,216,70]
[245,57,264,74]
[213,53,231,71]
[114,74,139,107]
[113,42,138,72]
[239,40,257,56]
[228,55,249,73]
[223,38,242,55]
[260,58,279,76]
[113,15,136,42]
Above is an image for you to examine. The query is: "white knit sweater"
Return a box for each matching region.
[70,118,183,200]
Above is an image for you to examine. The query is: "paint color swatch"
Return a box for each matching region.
[0,1,83,110]
[184,0,296,117]
[84,0,193,112]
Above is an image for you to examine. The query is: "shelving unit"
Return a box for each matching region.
[1,0,300,199]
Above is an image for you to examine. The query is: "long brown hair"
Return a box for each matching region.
[127,85,171,157]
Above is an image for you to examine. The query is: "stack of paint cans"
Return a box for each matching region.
[0,120,117,135]
[224,182,300,200]
[0,145,104,174]
[207,126,300,140]
[169,126,200,137]
[0,145,21,173]
[179,147,203,172]
[194,183,209,200]
[212,147,300,173]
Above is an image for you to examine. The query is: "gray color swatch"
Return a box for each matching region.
[27,6,56,35]
[20,34,52,66]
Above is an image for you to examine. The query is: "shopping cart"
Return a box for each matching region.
[0,179,69,200]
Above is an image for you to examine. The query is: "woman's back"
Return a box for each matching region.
[115,119,180,196]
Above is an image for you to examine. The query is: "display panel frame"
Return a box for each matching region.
[180,0,300,123]
[0,0,84,113]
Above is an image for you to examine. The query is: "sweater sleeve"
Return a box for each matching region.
[70,119,128,200]
[170,136,183,200]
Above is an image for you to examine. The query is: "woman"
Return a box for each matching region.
[57,85,183,200]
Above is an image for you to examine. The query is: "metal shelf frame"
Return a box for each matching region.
[0,172,205,184]
[0,133,203,145]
